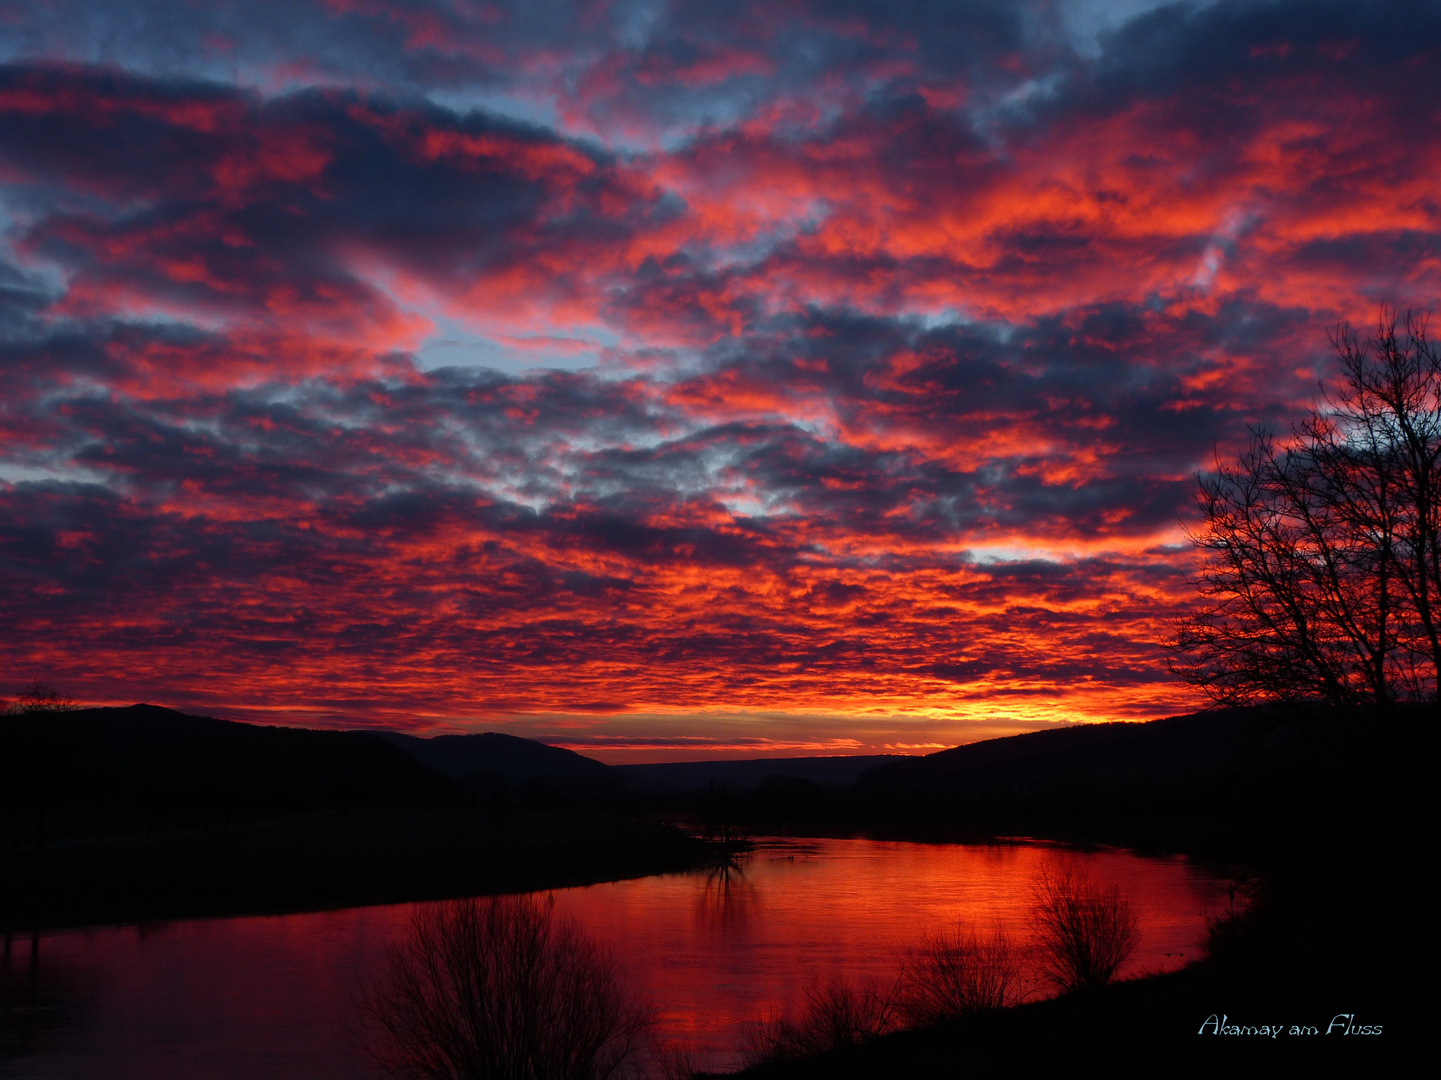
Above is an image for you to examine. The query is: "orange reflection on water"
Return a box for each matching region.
[550,837,1225,1069]
[4,837,1227,1079]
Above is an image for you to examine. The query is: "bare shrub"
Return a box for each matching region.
[649,1041,705,1080]
[739,977,903,1066]
[1202,875,1262,962]
[362,894,653,1080]
[4,682,77,715]
[1030,861,1140,993]
[900,927,1024,1024]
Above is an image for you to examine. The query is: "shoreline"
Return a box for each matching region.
[0,807,715,934]
[3,812,1250,936]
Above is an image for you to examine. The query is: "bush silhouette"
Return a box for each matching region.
[1030,861,1139,993]
[900,927,1024,1023]
[3,681,77,715]
[739,977,903,1066]
[363,894,652,1080]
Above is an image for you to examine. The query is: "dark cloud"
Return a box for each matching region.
[0,1,1039,140]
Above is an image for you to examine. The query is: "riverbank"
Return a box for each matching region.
[702,837,1406,1076]
[723,949,1399,1077]
[0,807,712,932]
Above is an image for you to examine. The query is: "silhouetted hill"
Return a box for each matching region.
[619,755,900,793]
[2,703,449,832]
[861,709,1271,802]
[375,730,614,783]
[1,705,714,931]
[855,704,1409,826]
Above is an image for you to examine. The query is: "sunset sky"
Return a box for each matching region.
[2,1,1438,760]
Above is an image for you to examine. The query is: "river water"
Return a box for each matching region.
[0,836,1229,1078]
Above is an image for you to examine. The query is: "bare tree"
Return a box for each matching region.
[1169,311,1441,709]
[362,894,653,1080]
[1030,861,1139,993]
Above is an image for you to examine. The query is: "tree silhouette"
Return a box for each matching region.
[362,894,653,1080]
[1030,861,1138,993]
[900,926,1024,1022]
[1169,311,1441,710]
[4,682,78,715]
[739,977,903,1066]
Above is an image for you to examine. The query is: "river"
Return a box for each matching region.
[0,836,1229,1078]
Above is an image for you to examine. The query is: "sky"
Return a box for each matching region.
[1,0,1438,761]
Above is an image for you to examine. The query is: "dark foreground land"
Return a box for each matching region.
[0,705,711,931]
[1,807,707,931]
[728,961,1403,1078]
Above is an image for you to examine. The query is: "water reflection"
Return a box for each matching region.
[0,837,1231,1079]
[554,838,1226,1069]
[362,896,652,1080]
[694,858,756,933]
[1,931,89,1072]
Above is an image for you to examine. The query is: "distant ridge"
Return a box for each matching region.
[856,707,1319,814]
[4,703,447,810]
[374,730,614,782]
